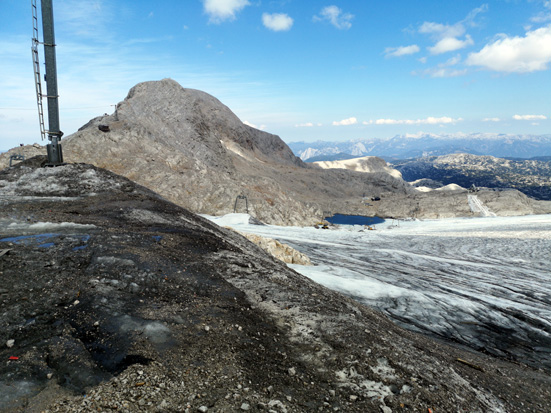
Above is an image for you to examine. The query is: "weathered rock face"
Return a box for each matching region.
[2,79,549,223]
[59,79,420,224]
[1,159,550,412]
[234,230,312,265]
[61,79,325,225]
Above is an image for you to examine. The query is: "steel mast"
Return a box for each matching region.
[32,0,63,165]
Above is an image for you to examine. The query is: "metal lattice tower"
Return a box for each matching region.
[234,194,249,213]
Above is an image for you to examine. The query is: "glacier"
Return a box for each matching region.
[207,213,551,371]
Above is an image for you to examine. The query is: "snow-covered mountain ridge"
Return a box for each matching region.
[290,134,551,161]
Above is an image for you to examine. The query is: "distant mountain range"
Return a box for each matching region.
[289,134,551,161]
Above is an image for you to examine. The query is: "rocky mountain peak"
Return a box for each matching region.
[121,78,301,168]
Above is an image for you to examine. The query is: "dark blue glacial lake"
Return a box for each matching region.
[325,214,385,226]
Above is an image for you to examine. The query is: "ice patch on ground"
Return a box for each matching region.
[0,164,122,198]
[127,209,172,225]
[370,358,398,381]
[468,194,497,217]
[0,220,96,236]
[203,213,264,226]
[288,263,421,300]
[336,366,393,399]
[118,315,171,346]
[0,380,41,410]
[96,256,137,268]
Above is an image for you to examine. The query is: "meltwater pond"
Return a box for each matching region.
[208,213,551,371]
[325,214,385,226]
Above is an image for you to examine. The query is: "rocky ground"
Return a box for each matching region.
[1,158,551,412]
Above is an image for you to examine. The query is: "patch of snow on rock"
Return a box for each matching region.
[435,183,467,192]
[414,186,433,192]
[313,156,403,179]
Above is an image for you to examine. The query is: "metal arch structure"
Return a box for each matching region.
[32,0,63,165]
[234,195,249,214]
[9,154,25,167]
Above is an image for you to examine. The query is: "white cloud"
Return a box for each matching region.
[262,13,293,32]
[483,117,501,122]
[531,12,551,23]
[384,45,420,58]
[243,120,266,130]
[372,117,461,125]
[419,21,465,39]
[464,4,490,25]
[424,68,468,77]
[295,122,314,127]
[416,55,467,77]
[313,6,354,30]
[56,0,113,41]
[445,55,462,66]
[513,114,547,120]
[429,35,474,55]
[533,0,551,22]
[419,4,487,38]
[332,117,357,126]
[202,0,250,23]
[419,5,487,56]
[466,26,551,73]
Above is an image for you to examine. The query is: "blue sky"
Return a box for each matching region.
[1,0,550,151]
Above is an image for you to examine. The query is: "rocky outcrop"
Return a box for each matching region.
[0,144,44,166]
[60,79,325,225]
[234,230,312,265]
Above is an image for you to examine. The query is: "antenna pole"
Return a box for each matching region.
[41,0,63,165]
